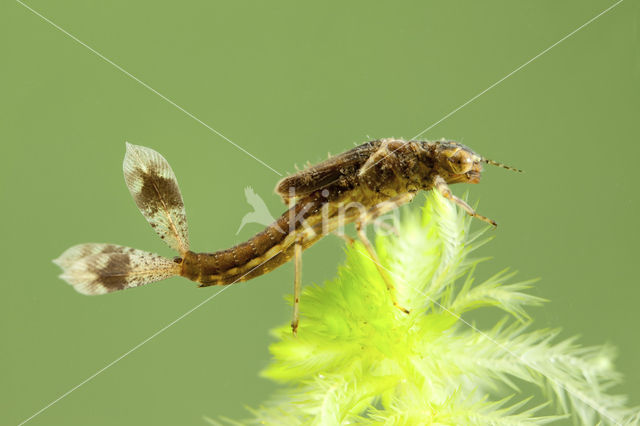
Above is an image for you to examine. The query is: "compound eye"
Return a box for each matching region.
[449,151,473,173]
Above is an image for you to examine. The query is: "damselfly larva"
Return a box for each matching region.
[54,139,520,334]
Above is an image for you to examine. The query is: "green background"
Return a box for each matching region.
[2,1,638,424]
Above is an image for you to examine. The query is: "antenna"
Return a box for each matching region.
[482,158,523,173]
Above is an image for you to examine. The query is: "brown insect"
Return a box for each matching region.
[54,138,520,334]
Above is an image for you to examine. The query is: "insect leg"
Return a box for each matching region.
[333,231,355,245]
[356,193,415,315]
[355,222,410,314]
[433,175,497,227]
[291,236,303,336]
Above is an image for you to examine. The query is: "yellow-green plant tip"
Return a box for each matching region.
[225,192,639,425]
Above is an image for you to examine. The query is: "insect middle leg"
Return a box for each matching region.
[332,218,397,246]
[356,193,415,315]
[332,230,355,245]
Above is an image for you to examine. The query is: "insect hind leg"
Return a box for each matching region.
[291,237,303,336]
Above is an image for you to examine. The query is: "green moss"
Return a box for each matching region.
[219,192,639,425]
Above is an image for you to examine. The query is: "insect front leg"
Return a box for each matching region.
[433,175,497,227]
[291,236,303,336]
[356,193,415,315]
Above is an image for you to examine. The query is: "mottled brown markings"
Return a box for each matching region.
[123,143,190,255]
[137,170,183,225]
[93,253,131,291]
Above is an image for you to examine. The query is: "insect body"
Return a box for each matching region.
[55,139,519,334]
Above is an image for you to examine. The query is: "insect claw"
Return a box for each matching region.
[474,213,497,228]
[395,302,410,314]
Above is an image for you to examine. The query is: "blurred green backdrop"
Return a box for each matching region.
[1,1,638,424]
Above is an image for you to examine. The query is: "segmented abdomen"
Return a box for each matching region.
[180,198,324,286]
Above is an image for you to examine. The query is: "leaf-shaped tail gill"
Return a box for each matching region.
[123,143,190,255]
[53,243,180,295]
